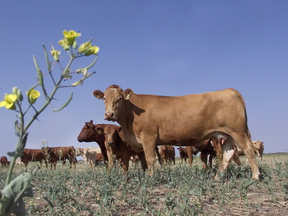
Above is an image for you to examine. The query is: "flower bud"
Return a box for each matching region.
[26,89,40,104]
[17,89,23,101]
[84,46,99,56]
[12,87,18,95]
[59,39,69,51]
[73,40,78,49]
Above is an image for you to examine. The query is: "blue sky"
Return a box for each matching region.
[0,1,288,158]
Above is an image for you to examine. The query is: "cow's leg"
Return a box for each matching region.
[142,143,156,176]
[233,134,260,180]
[215,137,235,180]
[200,152,208,169]
[255,150,260,158]
[107,151,114,171]
[187,148,193,167]
[137,151,147,170]
[122,154,130,175]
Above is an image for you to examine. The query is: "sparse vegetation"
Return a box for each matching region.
[1,154,287,215]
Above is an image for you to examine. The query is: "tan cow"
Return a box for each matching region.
[236,140,264,160]
[93,85,260,180]
[76,147,102,165]
[159,145,175,165]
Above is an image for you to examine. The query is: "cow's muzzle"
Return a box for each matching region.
[108,141,114,146]
[104,111,116,121]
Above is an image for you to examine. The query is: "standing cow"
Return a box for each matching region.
[93,84,260,180]
[95,124,135,174]
[236,140,264,160]
[45,146,77,169]
[177,146,195,166]
[159,145,175,165]
[77,121,109,163]
[21,148,48,168]
[76,147,102,166]
[0,156,10,166]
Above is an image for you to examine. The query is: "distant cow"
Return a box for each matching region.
[177,146,194,166]
[45,146,77,169]
[93,85,260,180]
[21,148,48,167]
[159,145,175,165]
[15,157,23,165]
[76,147,102,165]
[1,156,10,166]
[237,140,264,160]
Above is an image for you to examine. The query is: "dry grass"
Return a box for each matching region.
[1,153,288,215]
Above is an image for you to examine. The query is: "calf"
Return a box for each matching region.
[95,124,134,174]
[236,140,264,160]
[1,156,10,166]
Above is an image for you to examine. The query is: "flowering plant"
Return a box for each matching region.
[0,30,99,215]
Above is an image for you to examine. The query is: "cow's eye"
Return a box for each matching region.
[103,97,106,101]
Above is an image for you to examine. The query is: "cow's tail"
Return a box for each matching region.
[235,89,252,140]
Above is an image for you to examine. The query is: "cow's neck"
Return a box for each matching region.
[117,99,136,135]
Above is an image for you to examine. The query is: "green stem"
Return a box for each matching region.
[24,57,74,132]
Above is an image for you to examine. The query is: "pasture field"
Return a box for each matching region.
[1,154,288,216]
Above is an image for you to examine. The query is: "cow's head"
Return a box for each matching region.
[93,84,133,122]
[77,120,96,142]
[95,124,120,147]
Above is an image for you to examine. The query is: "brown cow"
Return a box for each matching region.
[237,140,264,160]
[77,121,109,163]
[0,156,10,166]
[21,148,48,168]
[159,145,175,165]
[177,146,194,166]
[95,152,105,165]
[78,121,162,172]
[45,146,77,169]
[93,85,260,180]
[95,124,134,174]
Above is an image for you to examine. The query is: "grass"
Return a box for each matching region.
[1,154,288,215]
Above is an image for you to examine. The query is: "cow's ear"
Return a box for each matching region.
[93,90,104,99]
[124,88,133,100]
[96,127,104,135]
[117,127,122,133]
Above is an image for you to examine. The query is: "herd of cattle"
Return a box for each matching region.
[1,85,265,180]
[0,121,264,174]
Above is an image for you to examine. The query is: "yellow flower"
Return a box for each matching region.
[51,45,60,61]
[58,39,69,51]
[0,94,17,110]
[63,30,81,46]
[26,89,40,104]
[78,41,92,53]
[84,46,99,56]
